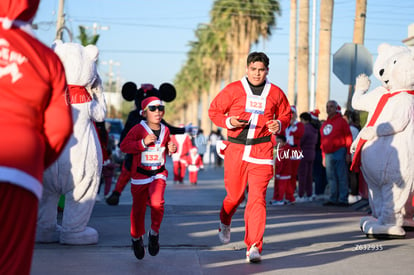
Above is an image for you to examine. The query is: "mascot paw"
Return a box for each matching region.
[60,226,99,245]
[360,127,376,140]
[360,216,377,232]
[364,221,406,239]
[106,191,121,206]
[355,74,371,92]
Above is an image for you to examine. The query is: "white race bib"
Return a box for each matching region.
[245,95,266,114]
[141,147,164,166]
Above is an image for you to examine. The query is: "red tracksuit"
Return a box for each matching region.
[0,1,73,274]
[209,77,291,253]
[120,121,171,238]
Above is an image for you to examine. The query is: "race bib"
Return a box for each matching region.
[245,95,265,115]
[141,147,163,166]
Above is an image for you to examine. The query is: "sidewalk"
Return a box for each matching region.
[31,165,414,275]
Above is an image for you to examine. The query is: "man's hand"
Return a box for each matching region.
[230,116,249,128]
[266,120,280,134]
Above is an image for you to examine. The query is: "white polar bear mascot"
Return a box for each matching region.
[36,41,107,245]
[351,43,414,239]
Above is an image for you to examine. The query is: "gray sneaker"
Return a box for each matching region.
[246,244,261,263]
[218,222,231,244]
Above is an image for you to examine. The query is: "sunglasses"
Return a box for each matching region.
[147,105,165,112]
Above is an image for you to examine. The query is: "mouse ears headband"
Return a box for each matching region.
[121,82,176,108]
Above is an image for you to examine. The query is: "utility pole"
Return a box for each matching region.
[55,0,65,40]
[353,0,367,44]
[287,0,297,105]
[347,0,367,110]
[309,0,317,111]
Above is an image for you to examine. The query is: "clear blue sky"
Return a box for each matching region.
[33,0,414,109]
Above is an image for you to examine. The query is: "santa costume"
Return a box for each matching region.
[183,147,204,184]
[120,97,172,250]
[170,131,192,183]
[0,1,72,273]
[209,77,291,255]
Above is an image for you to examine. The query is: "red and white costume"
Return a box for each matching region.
[170,133,192,183]
[120,119,171,238]
[183,147,204,184]
[209,77,291,253]
[0,1,73,273]
[273,143,293,201]
[284,107,304,203]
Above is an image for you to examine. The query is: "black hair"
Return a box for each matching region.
[247,52,269,68]
[276,134,286,142]
[300,112,312,122]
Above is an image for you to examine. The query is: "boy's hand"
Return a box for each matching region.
[144,134,157,146]
[168,142,177,153]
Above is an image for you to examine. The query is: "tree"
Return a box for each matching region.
[172,0,282,134]
[77,25,99,46]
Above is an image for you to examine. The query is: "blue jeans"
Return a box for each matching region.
[325,147,349,203]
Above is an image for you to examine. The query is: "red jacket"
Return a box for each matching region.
[170,134,192,162]
[320,113,353,157]
[0,1,73,199]
[285,121,304,147]
[182,154,204,172]
[209,77,291,165]
[120,121,171,184]
[274,143,292,177]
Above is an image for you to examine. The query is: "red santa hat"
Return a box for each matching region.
[310,109,320,120]
[336,104,342,114]
[0,0,40,30]
[290,105,297,114]
[190,146,198,154]
[140,96,164,115]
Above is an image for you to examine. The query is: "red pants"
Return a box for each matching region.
[188,171,199,184]
[0,183,38,275]
[220,143,273,253]
[273,176,291,201]
[113,162,131,193]
[289,159,301,201]
[173,161,186,182]
[130,178,166,238]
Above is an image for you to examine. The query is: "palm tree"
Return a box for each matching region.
[210,0,281,81]
[296,0,309,114]
[315,0,334,118]
[77,25,99,46]
[172,0,282,134]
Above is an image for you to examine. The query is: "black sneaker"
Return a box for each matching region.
[132,237,145,260]
[148,231,160,256]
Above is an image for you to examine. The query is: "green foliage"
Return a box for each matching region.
[172,0,281,119]
[77,25,100,46]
